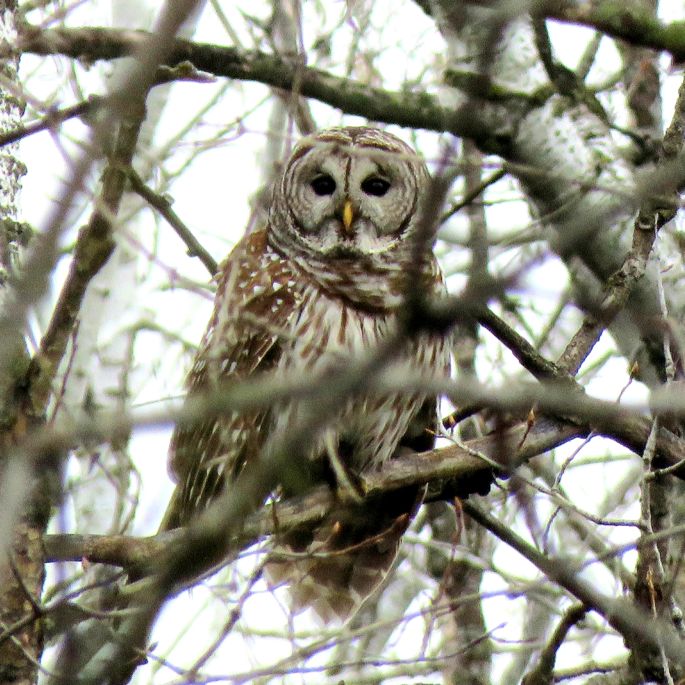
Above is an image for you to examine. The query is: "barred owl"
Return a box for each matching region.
[162,126,450,622]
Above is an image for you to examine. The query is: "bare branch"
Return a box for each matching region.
[462,500,685,668]
[522,603,588,685]
[127,168,218,276]
[15,25,500,150]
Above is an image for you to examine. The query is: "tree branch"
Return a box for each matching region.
[127,168,218,276]
[42,415,583,568]
[543,2,685,63]
[415,0,685,62]
[15,25,503,152]
[522,603,588,685]
[462,500,685,669]
[0,63,213,150]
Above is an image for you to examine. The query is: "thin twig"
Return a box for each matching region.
[522,603,588,685]
[127,168,218,276]
[462,500,685,667]
[440,168,505,224]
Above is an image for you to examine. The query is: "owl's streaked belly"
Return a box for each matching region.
[271,285,450,472]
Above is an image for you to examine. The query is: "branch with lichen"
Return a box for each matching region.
[543,1,685,63]
[413,0,685,62]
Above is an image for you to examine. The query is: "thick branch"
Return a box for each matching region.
[24,105,146,418]
[544,2,685,63]
[415,1,685,62]
[16,25,502,152]
[43,415,583,568]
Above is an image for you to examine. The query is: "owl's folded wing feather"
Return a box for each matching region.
[160,230,299,531]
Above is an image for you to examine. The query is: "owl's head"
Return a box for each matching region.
[268,127,430,266]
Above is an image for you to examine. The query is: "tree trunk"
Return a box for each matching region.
[0,2,47,683]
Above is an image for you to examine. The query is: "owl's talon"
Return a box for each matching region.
[323,432,364,503]
[337,479,365,504]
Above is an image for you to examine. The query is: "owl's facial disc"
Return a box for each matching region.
[285,145,421,260]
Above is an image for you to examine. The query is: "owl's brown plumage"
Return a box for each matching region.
[162,127,450,622]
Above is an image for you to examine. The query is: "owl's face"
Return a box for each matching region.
[269,127,429,263]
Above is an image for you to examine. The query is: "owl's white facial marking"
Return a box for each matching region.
[266,127,433,308]
[270,128,428,266]
[284,146,420,260]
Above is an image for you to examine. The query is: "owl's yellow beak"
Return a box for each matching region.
[341,199,355,233]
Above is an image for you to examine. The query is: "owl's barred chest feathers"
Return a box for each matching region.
[213,230,449,473]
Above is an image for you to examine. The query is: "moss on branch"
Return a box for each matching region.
[545,2,685,62]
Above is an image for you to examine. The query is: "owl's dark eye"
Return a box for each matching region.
[361,176,391,197]
[311,174,336,196]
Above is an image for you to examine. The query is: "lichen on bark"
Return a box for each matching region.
[0,2,48,683]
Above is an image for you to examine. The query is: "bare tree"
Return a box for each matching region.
[4,1,685,683]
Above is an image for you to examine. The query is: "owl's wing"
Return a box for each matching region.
[161,230,299,531]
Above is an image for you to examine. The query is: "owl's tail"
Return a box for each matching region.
[265,486,422,623]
